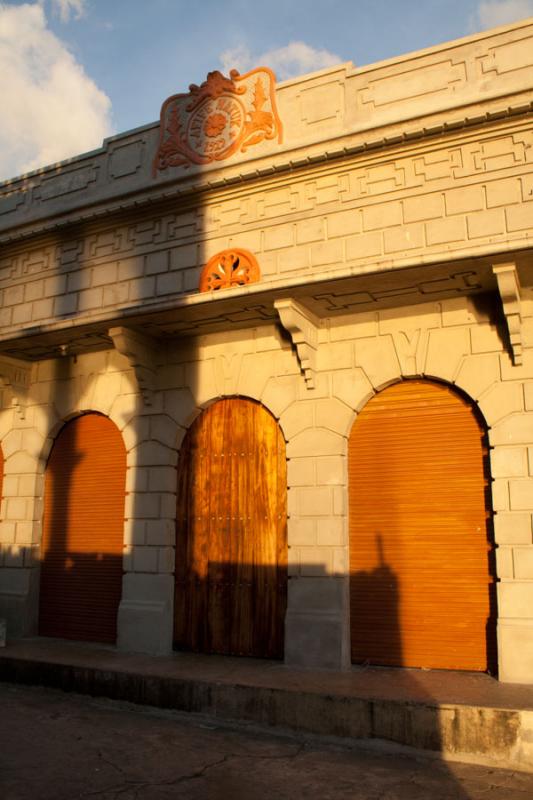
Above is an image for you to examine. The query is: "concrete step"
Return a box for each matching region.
[1,639,532,772]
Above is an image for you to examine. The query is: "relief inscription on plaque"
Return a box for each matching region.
[153,67,282,173]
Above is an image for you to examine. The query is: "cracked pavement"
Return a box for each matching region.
[1,683,533,799]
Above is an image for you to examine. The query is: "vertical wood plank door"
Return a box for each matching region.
[349,380,496,672]
[39,414,126,643]
[175,398,287,659]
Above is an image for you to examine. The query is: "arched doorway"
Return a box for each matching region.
[349,379,496,672]
[174,398,287,659]
[39,413,126,643]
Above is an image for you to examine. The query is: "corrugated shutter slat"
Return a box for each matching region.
[39,414,126,644]
[349,380,496,672]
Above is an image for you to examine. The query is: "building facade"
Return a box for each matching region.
[1,20,533,683]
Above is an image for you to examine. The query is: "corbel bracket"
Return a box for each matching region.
[0,355,32,419]
[108,326,158,406]
[493,263,523,366]
[274,298,320,389]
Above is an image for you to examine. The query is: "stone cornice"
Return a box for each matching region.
[0,246,528,361]
[0,99,532,248]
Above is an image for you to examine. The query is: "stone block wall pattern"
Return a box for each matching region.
[0,19,532,682]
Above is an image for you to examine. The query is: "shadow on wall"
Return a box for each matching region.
[33,391,472,794]
[174,396,288,660]
[350,549,468,795]
[351,533,402,667]
[10,72,494,800]
[174,561,286,659]
[8,64,284,649]
[348,378,498,676]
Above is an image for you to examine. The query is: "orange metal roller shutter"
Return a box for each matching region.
[39,414,126,644]
[349,380,496,672]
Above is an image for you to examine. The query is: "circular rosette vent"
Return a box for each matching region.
[199,248,260,292]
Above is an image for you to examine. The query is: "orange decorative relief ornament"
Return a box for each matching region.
[199,249,260,292]
[153,67,282,174]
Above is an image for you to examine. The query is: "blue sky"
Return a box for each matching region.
[1,0,533,180]
[42,0,531,131]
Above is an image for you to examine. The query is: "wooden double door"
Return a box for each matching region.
[174,398,287,659]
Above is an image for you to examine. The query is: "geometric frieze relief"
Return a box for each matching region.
[493,262,523,366]
[0,190,26,216]
[2,124,532,273]
[144,303,277,338]
[108,141,144,179]
[0,354,32,419]
[2,126,533,283]
[313,270,485,313]
[357,58,467,112]
[38,166,98,202]
[153,67,282,173]
[0,330,125,364]
[479,35,533,77]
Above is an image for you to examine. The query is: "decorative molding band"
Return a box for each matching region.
[493,262,522,366]
[0,355,32,419]
[2,101,532,246]
[274,298,320,389]
[108,326,158,405]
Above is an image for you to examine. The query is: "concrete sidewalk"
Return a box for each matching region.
[1,638,533,773]
[6,682,533,800]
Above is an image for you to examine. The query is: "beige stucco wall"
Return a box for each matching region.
[1,290,533,680]
[1,117,532,340]
[1,19,533,683]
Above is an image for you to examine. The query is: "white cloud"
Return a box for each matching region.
[474,0,533,29]
[0,3,112,182]
[48,0,86,22]
[219,41,341,81]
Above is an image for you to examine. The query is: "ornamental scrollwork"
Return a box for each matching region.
[153,67,283,174]
[199,248,260,292]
